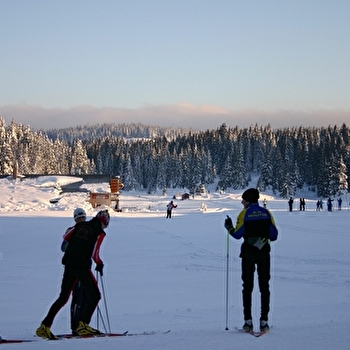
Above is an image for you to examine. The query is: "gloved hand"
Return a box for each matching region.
[224,215,234,233]
[61,240,68,252]
[95,263,104,276]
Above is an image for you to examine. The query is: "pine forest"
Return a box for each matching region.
[0,116,349,198]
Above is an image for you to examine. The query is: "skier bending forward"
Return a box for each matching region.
[36,210,110,340]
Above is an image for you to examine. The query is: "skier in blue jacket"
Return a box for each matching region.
[224,188,278,333]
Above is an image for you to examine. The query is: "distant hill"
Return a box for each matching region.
[45,122,192,143]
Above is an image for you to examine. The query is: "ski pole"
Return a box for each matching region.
[225,226,230,330]
[96,272,109,333]
[96,272,100,330]
[100,274,112,334]
[96,305,108,333]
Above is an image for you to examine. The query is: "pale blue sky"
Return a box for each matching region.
[1,0,350,129]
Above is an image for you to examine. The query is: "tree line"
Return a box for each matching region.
[0,115,348,198]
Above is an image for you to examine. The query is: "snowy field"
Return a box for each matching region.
[1,176,350,349]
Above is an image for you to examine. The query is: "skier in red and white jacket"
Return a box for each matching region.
[36,210,110,340]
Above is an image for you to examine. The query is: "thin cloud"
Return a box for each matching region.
[1,103,350,131]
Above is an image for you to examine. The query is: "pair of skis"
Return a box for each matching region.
[58,330,170,338]
[235,327,269,337]
[0,330,171,344]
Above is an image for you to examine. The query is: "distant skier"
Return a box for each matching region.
[166,200,177,218]
[327,198,333,212]
[316,200,321,211]
[319,199,324,210]
[288,197,294,212]
[337,197,342,210]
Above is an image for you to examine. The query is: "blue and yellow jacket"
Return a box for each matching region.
[230,203,278,255]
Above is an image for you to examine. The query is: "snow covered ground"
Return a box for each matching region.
[1,176,350,349]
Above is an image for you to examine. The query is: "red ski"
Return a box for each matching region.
[0,337,36,344]
[57,331,128,339]
[0,330,170,344]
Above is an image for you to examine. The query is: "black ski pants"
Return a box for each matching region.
[241,249,271,321]
[42,266,101,328]
[70,281,90,331]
